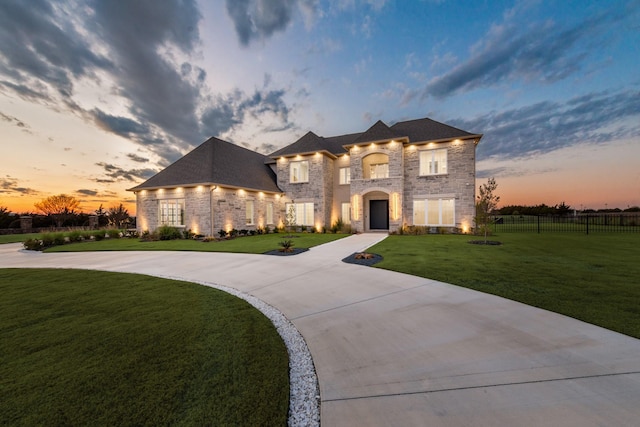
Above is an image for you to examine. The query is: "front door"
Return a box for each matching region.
[370,200,389,230]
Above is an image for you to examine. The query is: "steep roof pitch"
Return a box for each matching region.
[268,131,360,159]
[128,137,281,193]
[390,117,482,143]
[348,120,407,146]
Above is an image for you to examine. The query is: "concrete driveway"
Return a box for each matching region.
[2,234,640,426]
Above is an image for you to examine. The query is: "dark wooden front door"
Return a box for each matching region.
[370,200,389,230]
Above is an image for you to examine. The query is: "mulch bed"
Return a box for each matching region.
[263,248,309,256]
[468,240,503,245]
[342,252,383,266]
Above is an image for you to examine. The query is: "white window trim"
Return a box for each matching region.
[285,202,314,226]
[290,160,309,183]
[339,167,351,185]
[158,198,185,227]
[413,198,455,226]
[419,148,448,176]
[246,200,254,225]
[266,202,274,225]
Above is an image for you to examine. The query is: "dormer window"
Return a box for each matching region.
[290,160,309,183]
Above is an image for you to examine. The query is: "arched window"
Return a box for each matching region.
[362,153,389,179]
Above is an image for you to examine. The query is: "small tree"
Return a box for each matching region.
[285,203,296,233]
[475,177,500,243]
[107,203,130,228]
[34,194,81,228]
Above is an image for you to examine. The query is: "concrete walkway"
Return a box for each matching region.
[2,234,640,426]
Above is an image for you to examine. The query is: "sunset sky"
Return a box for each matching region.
[1,0,639,215]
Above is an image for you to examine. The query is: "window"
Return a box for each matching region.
[159,199,184,226]
[341,203,351,224]
[285,202,314,226]
[370,163,389,179]
[246,200,254,225]
[413,198,455,226]
[290,160,309,183]
[339,167,351,184]
[419,149,447,175]
[363,153,389,179]
[266,202,273,225]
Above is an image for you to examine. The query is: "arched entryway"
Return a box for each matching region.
[363,191,389,231]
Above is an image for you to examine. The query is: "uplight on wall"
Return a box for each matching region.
[352,195,360,220]
[391,193,400,220]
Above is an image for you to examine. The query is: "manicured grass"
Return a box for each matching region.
[44,232,348,253]
[369,233,640,339]
[0,233,41,244]
[0,268,289,425]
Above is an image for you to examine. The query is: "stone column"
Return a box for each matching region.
[89,215,99,229]
[20,216,32,233]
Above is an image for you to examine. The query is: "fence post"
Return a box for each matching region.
[586,215,589,235]
[537,215,540,234]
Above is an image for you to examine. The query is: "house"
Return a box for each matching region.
[129,117,482,235]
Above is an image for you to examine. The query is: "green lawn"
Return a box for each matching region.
[0,233,41,244]
[0,268,289,426]
[368,233,640,339]
[44,232,347,253]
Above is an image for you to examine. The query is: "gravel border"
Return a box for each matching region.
[161,275,320,427]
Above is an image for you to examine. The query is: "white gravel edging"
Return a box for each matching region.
[163,276,321,427]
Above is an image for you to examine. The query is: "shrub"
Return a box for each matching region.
[278,239,295,252]
[52,233,66,246]
[229,229,239,238]
[67,230,84,242]
[239,229,248,236]
[107,229,121,239]
[40,233,55,248]
[331,217,344,234]
[23,238,43,251]
[264,225,271,234]
[92,230,106,241]
[218,229,228,238]
[157,225,182,241]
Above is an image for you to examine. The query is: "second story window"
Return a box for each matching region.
[369,163,389,179]
[339,167,351,184]
[420,149,447,176]
[362,153,389,179]
[290,160,309,183]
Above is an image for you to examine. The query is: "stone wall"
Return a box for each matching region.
[276,153,334,230]
[135,186,283,235]
[402,139,476,230]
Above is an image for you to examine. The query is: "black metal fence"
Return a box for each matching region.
[491,214,640,234]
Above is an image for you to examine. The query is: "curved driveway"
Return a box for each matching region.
[2,234,640,426]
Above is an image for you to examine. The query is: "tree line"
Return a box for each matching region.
[497,203,640,216]
[0,194,132,229]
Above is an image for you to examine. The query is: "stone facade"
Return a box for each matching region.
[135,186,282,235]
[132,118,479,235]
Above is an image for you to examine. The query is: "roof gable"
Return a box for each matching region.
[349,120,406,146]
[129,137,281,193]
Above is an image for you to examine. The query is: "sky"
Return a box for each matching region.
[1,0,639,215]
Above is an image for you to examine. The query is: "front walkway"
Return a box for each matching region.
[2,235,640,426]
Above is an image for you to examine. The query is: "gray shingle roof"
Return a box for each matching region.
[268,131,360,159]
[390,117,481,143]
[128,137,281,193]
[349,120,407,145]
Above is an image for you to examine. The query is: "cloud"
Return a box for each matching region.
[76,189,98,196]
[422,5,627,99]
[226,0,319,46]
[126,153,149,163]
[95,162,157,183]
[451,89,640,161]
[0,176,38,195]
[0,112,29,129]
